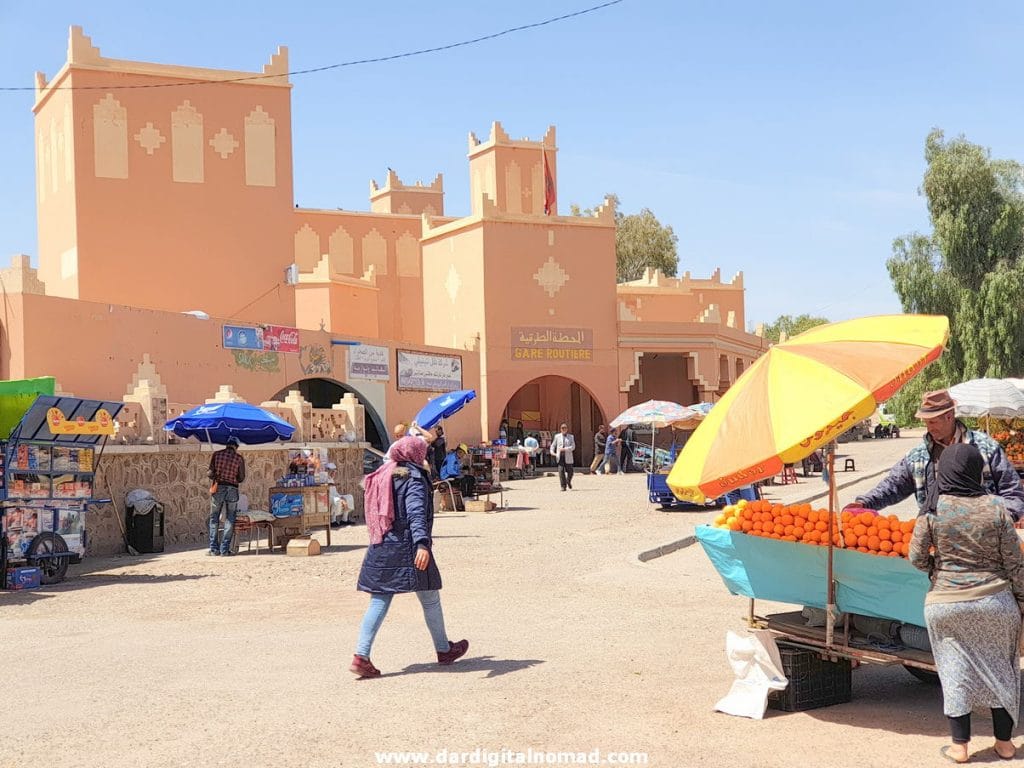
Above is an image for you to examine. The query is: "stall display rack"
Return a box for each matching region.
[0,396,121,586]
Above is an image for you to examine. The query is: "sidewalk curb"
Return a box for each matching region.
[767,466,892,507]
[637,466,893,562]
[637,535,696,562]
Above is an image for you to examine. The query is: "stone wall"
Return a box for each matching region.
[87,443,364,556]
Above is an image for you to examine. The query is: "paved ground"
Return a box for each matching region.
[4,430,1004,768]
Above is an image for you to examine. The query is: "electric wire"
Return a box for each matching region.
[0,1,624,92]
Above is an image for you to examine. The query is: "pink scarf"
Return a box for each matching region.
[364,436,429,545]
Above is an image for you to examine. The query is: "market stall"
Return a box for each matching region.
[468,445,511,485]
[0,396,122,587]
[667,314,950,705]
[265,448,333,549]
[949,377,1024,472]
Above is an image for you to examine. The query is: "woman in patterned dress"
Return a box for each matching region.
[909,443,1024,763]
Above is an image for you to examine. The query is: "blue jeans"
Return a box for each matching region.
[356,590,449,656]
[209,485,239,553]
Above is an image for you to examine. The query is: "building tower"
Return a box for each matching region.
[33,27,296,323]
[467,122,557,216]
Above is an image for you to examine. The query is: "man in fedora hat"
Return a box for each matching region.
[850,389,1024,519]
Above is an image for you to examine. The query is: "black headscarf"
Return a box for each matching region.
[924,442,987,514]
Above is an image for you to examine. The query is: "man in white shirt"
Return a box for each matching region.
[326,462,354,526]
[549,423,576,492]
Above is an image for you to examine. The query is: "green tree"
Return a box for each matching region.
[570,193,679,281]
[888,130,1024,383]
[762,314,830,344]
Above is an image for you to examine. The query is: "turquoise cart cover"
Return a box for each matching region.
[695,525,930,626]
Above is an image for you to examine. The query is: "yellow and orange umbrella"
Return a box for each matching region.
[667,314,949,503]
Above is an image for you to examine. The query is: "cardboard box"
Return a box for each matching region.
[464,499,496,513]
[286,537,321,557]
[5,567,41,590]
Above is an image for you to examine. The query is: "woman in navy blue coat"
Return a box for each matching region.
[351,436,468,678]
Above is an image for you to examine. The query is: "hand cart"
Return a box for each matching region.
[0,396,122,587]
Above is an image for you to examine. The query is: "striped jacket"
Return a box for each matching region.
[855,424,1024,520]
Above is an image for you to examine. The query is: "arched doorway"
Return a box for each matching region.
[272,378,387,451]
[626,353,700,455]
[503,375,605,467]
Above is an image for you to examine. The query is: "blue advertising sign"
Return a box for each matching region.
[222,325,264,351]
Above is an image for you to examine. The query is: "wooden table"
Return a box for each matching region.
[268,486,332,549]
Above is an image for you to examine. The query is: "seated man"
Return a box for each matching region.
[326,461,355,526]
[440,443,476,498]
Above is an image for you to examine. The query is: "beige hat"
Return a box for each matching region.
[915,389,956,419]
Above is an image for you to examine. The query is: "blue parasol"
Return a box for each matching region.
[414,389,477,430]
[163,402,295,445]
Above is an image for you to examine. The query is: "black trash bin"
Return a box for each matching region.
[126,502,165,553]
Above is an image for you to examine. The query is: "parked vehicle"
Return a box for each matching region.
[836,419,871,443]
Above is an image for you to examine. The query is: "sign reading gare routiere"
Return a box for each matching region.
[511,327,593,361]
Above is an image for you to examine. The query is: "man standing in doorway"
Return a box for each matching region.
[619,424,635,474]
[589,425,607,474]
[550,423,576,492]
[208,437,246,556]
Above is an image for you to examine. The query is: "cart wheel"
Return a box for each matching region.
[27,532,70,584]
[904,666,940,685]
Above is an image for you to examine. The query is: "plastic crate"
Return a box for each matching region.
[5,567,41,590]
[767,643,852,712]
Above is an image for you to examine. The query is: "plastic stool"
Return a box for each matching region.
[780,466,798,484]
[843,458,856,472]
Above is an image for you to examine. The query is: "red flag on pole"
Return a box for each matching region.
[543,150,556,216]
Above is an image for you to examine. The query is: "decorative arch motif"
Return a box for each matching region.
[171,100,204,183]
[362,229,387,276]
[505,160,522,214]
[329,226,354,275]
[396,233,419,277]
[244,106,276,187]
[94,94,128,179]
[293,224,320,272]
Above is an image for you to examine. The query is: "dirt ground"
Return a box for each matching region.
[2,431,1010,768]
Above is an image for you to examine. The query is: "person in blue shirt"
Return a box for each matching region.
[440,443,475,497]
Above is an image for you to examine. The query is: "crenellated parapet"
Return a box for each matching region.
[593,195,617,225]
[68,25,102,65]
[468,121,556,154]
[0,255,45,295]
[370,169,444,215]
[36,26,290,109]
[370,170,443,195]
[620,267,745,291]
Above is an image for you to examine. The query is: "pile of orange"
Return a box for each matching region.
[992,430,1024,466]
[712,500,915,558]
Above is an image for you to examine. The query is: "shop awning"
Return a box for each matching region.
[10,395,124,445]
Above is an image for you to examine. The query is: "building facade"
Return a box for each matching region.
[10,27,769,463]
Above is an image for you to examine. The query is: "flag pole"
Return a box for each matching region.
[541,143,547,216]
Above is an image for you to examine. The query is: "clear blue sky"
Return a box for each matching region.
[2,1,1023,330]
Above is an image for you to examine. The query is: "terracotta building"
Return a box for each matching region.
[8,27,769,464]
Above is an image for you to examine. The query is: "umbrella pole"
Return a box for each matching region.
[651,425,656,472]
[826,444,837,647]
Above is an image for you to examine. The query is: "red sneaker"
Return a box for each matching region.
[349,654,381,678]
[437,639,469,665]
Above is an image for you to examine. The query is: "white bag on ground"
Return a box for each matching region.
[714,629,789,720]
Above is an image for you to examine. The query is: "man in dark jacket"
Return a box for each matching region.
[851,389,1024,520]
[619,425,635,473]
[431,425,447,478]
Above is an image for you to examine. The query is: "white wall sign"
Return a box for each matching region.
[348,344,390,381]
[397,350,463,392]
